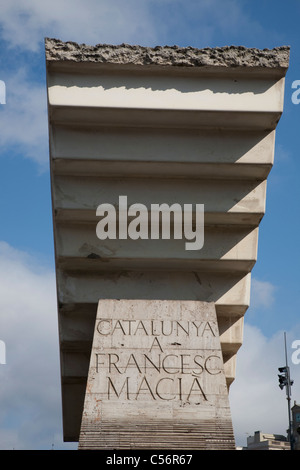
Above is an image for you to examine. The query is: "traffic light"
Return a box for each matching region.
[278,373,287,389]
[278,366,288,390]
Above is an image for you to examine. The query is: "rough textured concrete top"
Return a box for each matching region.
[45,38,290,70]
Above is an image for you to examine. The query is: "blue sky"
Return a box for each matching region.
[0,0,299,450]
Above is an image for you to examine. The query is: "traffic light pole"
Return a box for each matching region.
[278,332,294,450]
[284,332,294,451]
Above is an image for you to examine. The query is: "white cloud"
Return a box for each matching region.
[0,0,157,51]
[230,323,300,448]
[0,68,48,168]
[0,241,75,449]
[250,277,276,310]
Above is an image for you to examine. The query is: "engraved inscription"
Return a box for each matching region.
[94,318,222,404]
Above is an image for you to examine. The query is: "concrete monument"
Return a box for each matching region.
[45,39,289,447]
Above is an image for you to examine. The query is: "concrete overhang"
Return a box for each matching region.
[45,38,289,442]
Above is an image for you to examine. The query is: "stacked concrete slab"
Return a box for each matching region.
[45,39,289,442]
